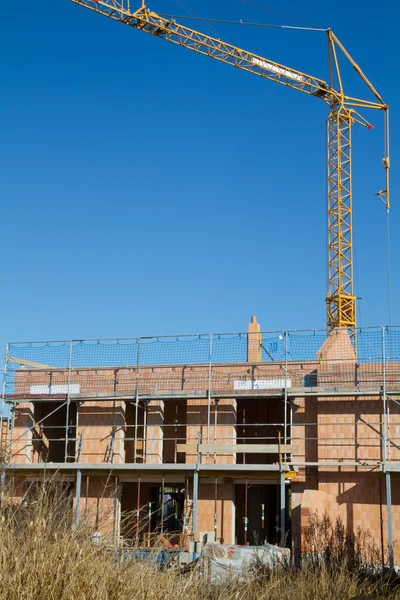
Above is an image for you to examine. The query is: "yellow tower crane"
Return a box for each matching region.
[70,0,390,338]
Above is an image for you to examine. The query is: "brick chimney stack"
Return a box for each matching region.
[247,315,262,362]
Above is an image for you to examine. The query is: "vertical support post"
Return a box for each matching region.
[193,470,199,549]
[136,475,141,545]
[64,340,73,463]
[160,475,165,535]
[289,398,294,465]
[108,426,116,464]
[244,478,248,545]
[284,331,289,463]
[214,477,218,540]
[214,398,218,464]
[74,403,80,462]
[85,474,89,513]
[383,109,391,330]
[174,400,178,464]
[388,399,391,461]
[386,471,394,569]
[278,431,285,547]
[147,500,152,546]
[117,480,122,542]
[382,326,387,463]
[113,476,120,540]
[9,402,16,461]
[184,475,189,534]
[261,503,265,542]
[385,327,391,462]
[74,469,82,528]
[280,471,286,548]
[2,345,9,458]
[207,334,213,446]
[143,400,147,461]
[192,433,200,555]
[242,407,246,465]
[134,339,141,463]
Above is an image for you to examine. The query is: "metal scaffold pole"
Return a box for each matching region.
[136,475,141,545]
[160,475,164,535]
[134,339,141,463]
[64,341,73,463]
[386,471,394,569]
[214,398,218,464]
[280,471,286,548]
[207,334,213,446]
[74,469,82,527]
[244,478,248,545]
[9,403,16,462]
[284,331,289,463]
[143,401,147,460]
[1,345,9,459]
[192,433,200,556]
[382,327,387,463]
[278,432,285,547]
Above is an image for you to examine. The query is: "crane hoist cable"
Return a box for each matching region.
[157,14,328,32]
[239,0,323,29]
[70,0,390,342]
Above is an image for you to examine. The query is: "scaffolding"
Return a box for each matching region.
[1,325,399,564]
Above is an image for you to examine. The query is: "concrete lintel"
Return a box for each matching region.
[382,463,400,473]
[292,462,381,467]
[2,462,292,476]
[7,388,398,404]
[6,391,287,403]
[197,464,290,473]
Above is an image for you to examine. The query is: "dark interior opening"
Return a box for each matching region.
[163,399,187,463]
[121,481,185,544]
[235,482,290,546]
[33,401,77,463]
[237,397,286,464]
[125,401,145,463]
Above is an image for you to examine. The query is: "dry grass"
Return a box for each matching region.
[0,480,399,600]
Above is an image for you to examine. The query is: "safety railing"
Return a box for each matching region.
[2,326,400,467]
[4,327,400,398]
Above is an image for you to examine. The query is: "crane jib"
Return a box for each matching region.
[252,58,304,82]
[70,0,390,341]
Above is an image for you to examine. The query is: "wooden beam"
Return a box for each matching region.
[8,356,55,370]
[177,443,297,454]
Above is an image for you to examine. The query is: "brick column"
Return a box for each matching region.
[247,316,262,362]
[186,399,208,464]
[12,402,34,463]
[77,400,125,464]
[317,327,356,387]
[214,398,237,465]
[76,475,120,536]
[196,482,235,544]
[145,400,164,464]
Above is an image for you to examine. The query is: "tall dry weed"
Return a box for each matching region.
[0,479,399,600]
[302,510,384,570]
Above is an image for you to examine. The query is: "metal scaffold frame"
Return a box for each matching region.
[2,325,400,468]
[1,325,399,564]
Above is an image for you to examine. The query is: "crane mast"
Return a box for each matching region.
[70,0,389,339]
[326,107,354,331]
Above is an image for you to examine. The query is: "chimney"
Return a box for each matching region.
[247,315,262,362]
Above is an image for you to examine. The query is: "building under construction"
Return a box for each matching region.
[2,318,400,565]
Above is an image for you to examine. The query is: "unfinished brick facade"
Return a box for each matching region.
[4,321,400,564]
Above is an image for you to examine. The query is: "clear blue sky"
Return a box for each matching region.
[1,0,398,346]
